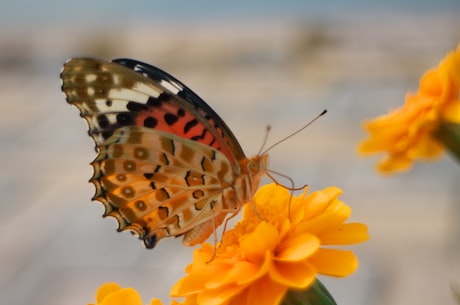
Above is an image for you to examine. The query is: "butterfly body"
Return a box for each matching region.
[61,58,267,248]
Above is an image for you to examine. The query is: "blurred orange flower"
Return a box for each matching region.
[170,183,369,305]
[88,282,164,305]
[358,44,460,173]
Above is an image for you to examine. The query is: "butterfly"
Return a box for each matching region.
[60,58,268,249]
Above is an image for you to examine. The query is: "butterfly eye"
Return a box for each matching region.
[247,160,259,173]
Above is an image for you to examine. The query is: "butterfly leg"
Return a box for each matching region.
[206,211,220,263]
[207,208,242,263]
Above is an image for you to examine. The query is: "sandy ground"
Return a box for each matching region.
[1,12,460,305]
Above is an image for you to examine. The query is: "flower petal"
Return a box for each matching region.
[318,223,370,245]
[240,221,280,259]
[309,248,358,277]
[207,261,262,288]
[100,287,143,305]
[270,259,317,288]
[149,299,164,305]
[244,275,289,305]
[171,183,368,305]
[295,204,351,236]
[95,283,122,304]
[276,233,319,262]
[358,44,460,174]
[198,285,245,305]
[171,262,226,296]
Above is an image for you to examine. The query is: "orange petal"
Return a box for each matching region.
[295,205,351,236]
[96,283,123,304]
[198,284,245,305]
[244,276,289,305]
[149,299,164,305]
[171,263,222,296]
[276,233,319,262]
[207,260,262,288]
[309,248,358,277]
[303,187,344,218]
[240,221,280,259]
[377,154,413,173]
[99,287,143,305]
[318,223,370,245]
[270,259,317,288]
[419,69,442,96]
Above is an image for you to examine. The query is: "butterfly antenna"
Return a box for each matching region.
[266,170,307,191]
[257,125,272,156]
[261,109,327,155]
[266,170,308,221]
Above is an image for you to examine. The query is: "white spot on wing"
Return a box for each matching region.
[133,82,162,98]
[85,74,97,82]
[108,88,152,103]
[105,113,118,124]
[160,79,181,94]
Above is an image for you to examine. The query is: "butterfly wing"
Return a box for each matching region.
[92,126,235,248]
[61,58,248,247]
[61,58,245,166]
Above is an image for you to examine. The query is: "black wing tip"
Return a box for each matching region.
[143,235,158,249]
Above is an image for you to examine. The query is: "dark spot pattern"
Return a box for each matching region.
[101,130,112,140]
[200,156,212,172]
[134,147,149,160]
[146,93,171,108]
[192,190,205,199]
[160,153,170,165]
[97,115,109,128]
[184,119,198,134]
[144,116,157,128]
[122,186,135,197]
[158,92,171,102]
[164,113,178,125]
[127,101,149,112]
[146,96,162,107]
[123,160,136,172]
[158,206,169,219]
[156,188,170,201]
[184,170,204,187]
[135,200,147,211]
[177,108,185,117]
[190,128,208,141]
[112,144,123,158]
[116,113,134,125]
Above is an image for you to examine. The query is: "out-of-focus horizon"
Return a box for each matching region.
[1,1,459,305]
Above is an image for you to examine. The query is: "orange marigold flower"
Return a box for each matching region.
[170,183,369,305]
[359,44,460,173]
[88,282,164,305]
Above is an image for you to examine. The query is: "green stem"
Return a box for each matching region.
[281,279,337,305]
[434,122,460,164]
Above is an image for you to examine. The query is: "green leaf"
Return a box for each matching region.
[280,279,337,305]
[434,122,460,164]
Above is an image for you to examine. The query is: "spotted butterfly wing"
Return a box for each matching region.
[61,58,268,248]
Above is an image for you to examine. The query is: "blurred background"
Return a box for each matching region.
[1,1,460,304]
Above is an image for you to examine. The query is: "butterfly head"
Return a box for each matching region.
[240,154,268,194]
